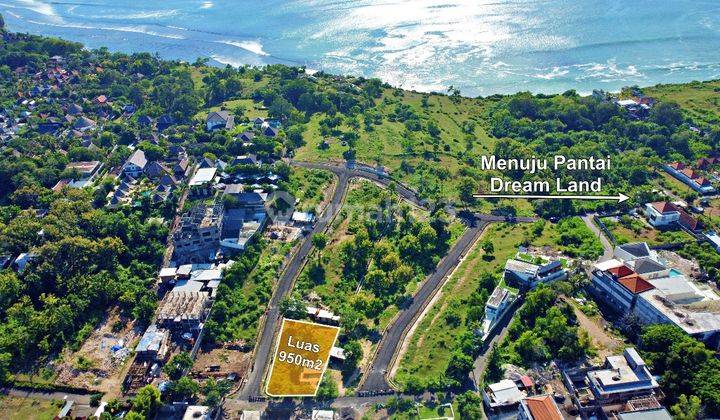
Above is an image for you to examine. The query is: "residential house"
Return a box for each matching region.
[263,125,279,137]
[137,115,154,127]
[663,163,716,194]
[156,114,175,131]
[66,103,83,115]
[206,111,235,131]
[93,95,109,106]
[237,131,255,143]
[188,167,217,196]
[73,116,96,131]
[518,395,563,420]
[483,379,525,410]
[231,154,258,166]
[504,255,567,288]
[644,202,680,227]
[482,286,517,340]
[122,149,148,178]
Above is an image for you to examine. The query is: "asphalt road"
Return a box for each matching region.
[241,160,536,396]
[238,170,349,398]
[359,221,489,391]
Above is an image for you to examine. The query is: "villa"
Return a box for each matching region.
[482,286,517,340]
[663,162,716,194]
[504,252,567,288]
[590,242,720,348]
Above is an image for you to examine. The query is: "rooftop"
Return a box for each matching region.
[520,395,562,420]
[586,348,658,397]
[189,167,217,186]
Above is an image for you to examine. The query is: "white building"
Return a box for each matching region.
[644,202,680,227]
[483,379,525,409]
[482,286,516,340]
[504,254,567,288]
[122,149,147,178]
[590,242,720,348]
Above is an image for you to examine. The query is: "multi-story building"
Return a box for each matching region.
[172,203,224,264]
[590,242,720,349]
[504,254,567,289]
[482,286,517,340]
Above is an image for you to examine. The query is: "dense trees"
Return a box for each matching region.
[639,324,720,416]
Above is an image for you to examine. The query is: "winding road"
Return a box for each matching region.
[238,160,536,397]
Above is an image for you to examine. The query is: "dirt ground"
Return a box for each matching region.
[191,346,251,380]
[54,308,143,396]
[566,299,623,361]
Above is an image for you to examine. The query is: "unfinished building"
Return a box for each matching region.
[172,203,224,263]
[156,291,211,331]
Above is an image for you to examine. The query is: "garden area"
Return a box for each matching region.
[600,214,695,246]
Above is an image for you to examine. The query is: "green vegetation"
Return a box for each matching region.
[205,240,292,344]
[485,285,593,384]
[601,215,695,246]
[0,396,63,420]
[639,324,720,416]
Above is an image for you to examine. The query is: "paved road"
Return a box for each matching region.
[238,170,349,398]
[359,221,489,391]
[580,214,614,262]
[469,296,523,390]
[241,160,536,396]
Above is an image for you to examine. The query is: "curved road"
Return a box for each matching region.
[239,160,536,397]
[238,169,349,398]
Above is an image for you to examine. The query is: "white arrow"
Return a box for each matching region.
[473,193,629,203]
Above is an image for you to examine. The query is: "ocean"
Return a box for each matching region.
[3,0,720,96]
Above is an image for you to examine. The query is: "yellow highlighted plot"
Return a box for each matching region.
[265,318,340,397]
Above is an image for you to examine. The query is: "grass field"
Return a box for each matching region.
[0,397,63,420]
[294,88,494,203]
[600,216,695,246]
[394,221,565,389]
[645,79,720,125]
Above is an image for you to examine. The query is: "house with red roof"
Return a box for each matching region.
[663,163,716,194]
[518,394,563,420]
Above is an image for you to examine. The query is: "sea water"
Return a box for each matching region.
[3,0,720,96]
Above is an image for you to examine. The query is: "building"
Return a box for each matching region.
[705,230,720,252]
[483,379,525,409]
[663,163,716,194]
[135,324,170,361]
[231,154,258,166]
[156,291,210,330]
[173,203,224,263]
[206,111,235,131]
[188,167,217,196]
[306,306,340,324]
[518,395,563,420]
[590,242,720,348]
[240,411,261,420]
[644,202,679,227]
[291,211,315,226]
[122,149,147,178]
[644,202,700,231]
[504,254,567,288]
[617,407,672,420]
[563,349,663,418]
[482,286,516,340]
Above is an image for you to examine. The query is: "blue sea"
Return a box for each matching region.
[3,0,720,96]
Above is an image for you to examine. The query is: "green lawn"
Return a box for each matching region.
[601,216,695,246]
[645,79,720,125]
[394,222,553,389]
[0,397,63,420]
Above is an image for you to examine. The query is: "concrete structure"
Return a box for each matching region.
[240,411,261,420]
[135,324,170,361]
[518,395,563,420]
[563,349,663,418]
[590,242,720,348]
[156,291,210,331]
[617,407,672,420]
[311,410,335,420]
[482,286,516,340]
[644,202,680,227]
[504,254,567,288]
[483,379,525,409]
[663,163,716,194]
[173,203,224,263]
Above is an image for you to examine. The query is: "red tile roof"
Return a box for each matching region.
[694,177,711,187]
[678,210,699,231]
[650,202,678,214]
[608,265,634,278]
[520,375,534,388]
[681,168,699,179]
[618,274,655,294]
[668,162,685,170]
[523,395,562,420]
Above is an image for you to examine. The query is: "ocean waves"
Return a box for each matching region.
[3,0,720,95]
